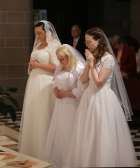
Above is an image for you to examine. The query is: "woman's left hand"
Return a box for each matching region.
[85,49,95,67]
[30,59,40,69]
[54,87,66,99]
[57,89,67,99]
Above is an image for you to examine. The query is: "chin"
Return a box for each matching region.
[87,47,91,51]
[89,48,94,53]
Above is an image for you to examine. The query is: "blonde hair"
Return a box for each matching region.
[56,45,77,70]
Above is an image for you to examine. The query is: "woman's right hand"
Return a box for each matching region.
[30,59,40,69]
[54,87,68,99]
[85,49,94,62]
[54,87,63,98]
[85,49,95,68]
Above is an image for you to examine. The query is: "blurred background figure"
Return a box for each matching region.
[136,48,140,76]
[68,24,85,59]
[112,36,137,79]
[110,34,120,54]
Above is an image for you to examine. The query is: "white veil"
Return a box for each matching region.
[92,29,133,121]
[33,20,61,50]
[28,20,61,74]
[62,44,86,66]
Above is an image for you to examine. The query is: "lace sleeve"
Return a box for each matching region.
[72,62,87,98]
[102,53,115,70]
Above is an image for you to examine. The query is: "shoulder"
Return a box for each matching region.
[101,52,115,69]
[101,52,115,62]
[72,61,85,76]
[48,40,61,52]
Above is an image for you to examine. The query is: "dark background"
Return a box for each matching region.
[33,0,135,43]
[33,0,88,42]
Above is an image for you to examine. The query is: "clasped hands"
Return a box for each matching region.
[54,87,68,99]
[29,59,40,70]
[85,49,95,67]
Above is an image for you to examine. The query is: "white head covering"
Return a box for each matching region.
[62,44,85,65]
[28,20,61,74]
[33,20,61,50]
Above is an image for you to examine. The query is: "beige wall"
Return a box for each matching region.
[0,0,33,107]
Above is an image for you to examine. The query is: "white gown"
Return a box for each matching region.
[43,63,84,168]
[65,52,136,167]
[19,46,59,159]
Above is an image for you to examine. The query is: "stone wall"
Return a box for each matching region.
[0,0,33,108]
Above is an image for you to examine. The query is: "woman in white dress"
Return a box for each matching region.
[43,44,85,167]
[63,28,136,167]
[19,20,61,159]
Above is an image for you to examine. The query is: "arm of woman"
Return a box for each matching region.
[59,90,76,98]
[80,49,94,83]
[53,87,76,99]
[90,66,112,88]
[79,63,90,83]
[30,59,56,73]
[90,54,115,88]
[28,62,31,74]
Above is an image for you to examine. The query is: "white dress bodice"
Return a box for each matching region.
[31,48,50,64]
[54,63,84,91]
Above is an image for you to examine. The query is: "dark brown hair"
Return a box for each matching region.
[34,22,45,31]
[86,27,109,63]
